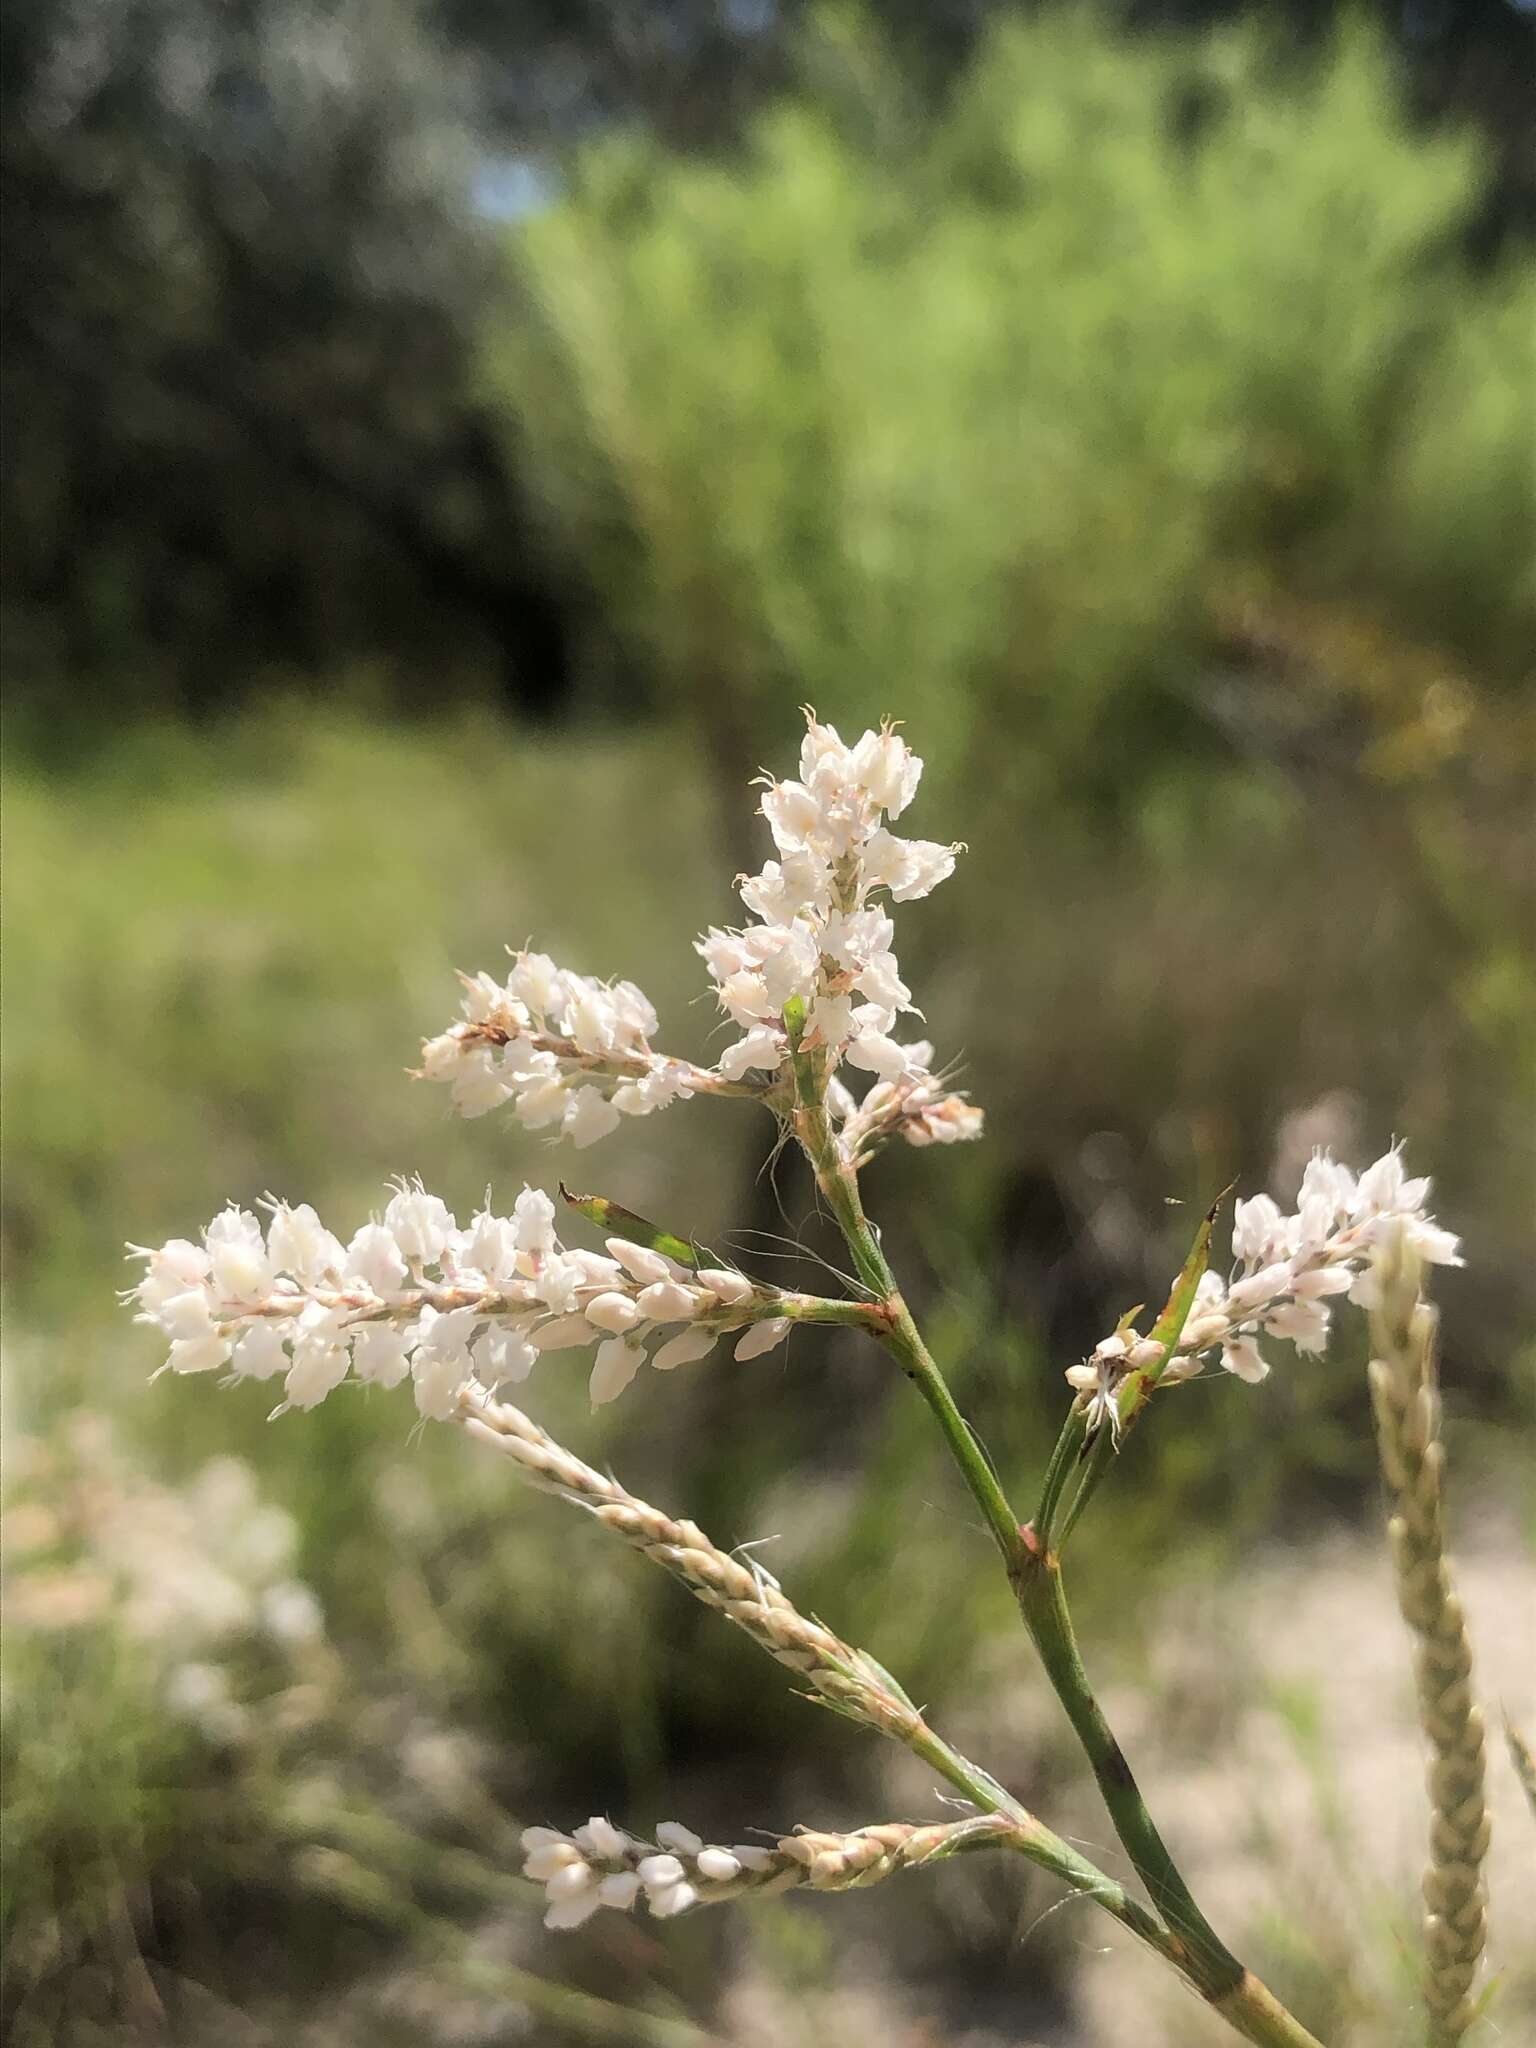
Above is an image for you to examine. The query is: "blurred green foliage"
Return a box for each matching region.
[499,9,1534,792]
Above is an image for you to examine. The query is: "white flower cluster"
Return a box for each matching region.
[1068,1147,1463,1428]
[128,1182,797,1419]
[698,711,983,1148]
[522,1817,778,1929]
[415,715,983,1160]
[419,952,701,1145]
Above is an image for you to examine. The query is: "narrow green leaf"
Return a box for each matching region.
[1055,1186,1232,1551]
[558,1184,698,1268]
[1117,1183,1231,1426]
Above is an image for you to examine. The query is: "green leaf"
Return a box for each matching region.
[557,1184,699,1268]
[1116,1183,1231,1427]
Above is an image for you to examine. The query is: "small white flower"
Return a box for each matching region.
[230,1322,289,1381]
[283,1335,350,1411]
[471,1323,537,1387]
[346,1223,407,1296]
[383,1182,455,1266]
[843,1030,909,1081]
[266,1202,344,1284]
[205,1207,270,1302]
[563,1087,622,1149]
[695,1847,741,1882]
[351,1323,413,1388]
[1262,1298,1330,1355]
[1220,1335,1270,1384]
[168,1334,233,1376]
[1231,1194,1285,1266]
[636,1853,686,1890]
[654,1822,704,1856]
[716,1027,784,1081]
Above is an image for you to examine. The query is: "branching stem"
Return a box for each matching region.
[792,1075,1325,2048]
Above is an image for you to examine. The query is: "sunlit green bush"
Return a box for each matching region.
[497,7,1533,795]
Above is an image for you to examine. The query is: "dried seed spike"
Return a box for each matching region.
[1366,1225,1489,2047]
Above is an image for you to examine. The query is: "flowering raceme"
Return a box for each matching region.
[1066,1145,1463,1433]
[126,1179,865,1418]
[122,711,1490,2048]
[419,711,983,1162]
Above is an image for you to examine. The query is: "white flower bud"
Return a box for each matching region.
[635,1281,697,1322]
[695,1268,753,1305]
[544,1892,602,1930]
[531,1315,596,1351]
[605,1238,673,1285]
[734,1317,791,1361]
[544,1859,596,1900]
[520,1826,567,1854]
[695,1847,741,1882]
[584,1292,641,1334]
[731,1845,778,1873]
[646,1881,698,1919]
[654,1822,703,1856]
[636,1854,686,1890]
[597,1870,642,1909]
[574,1817,629,1863]
[652,1328,717,1372]
[589,1337,643,1407]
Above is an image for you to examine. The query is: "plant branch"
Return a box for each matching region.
[791,1080,1323,2047]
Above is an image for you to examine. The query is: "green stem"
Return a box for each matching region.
[1032,1403,1087,1549]
[1013,1550,1242,1986]
[791,1081,1024,1571]
[791,1079,1325,2048]
[1054,1428,1112,1551]
[901,1720,1182,1969]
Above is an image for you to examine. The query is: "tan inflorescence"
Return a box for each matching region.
[1366,1225,1489,2047]
[456,1389,928,1745]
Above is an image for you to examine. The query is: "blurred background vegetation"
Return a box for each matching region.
[3,4,1533,2045]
